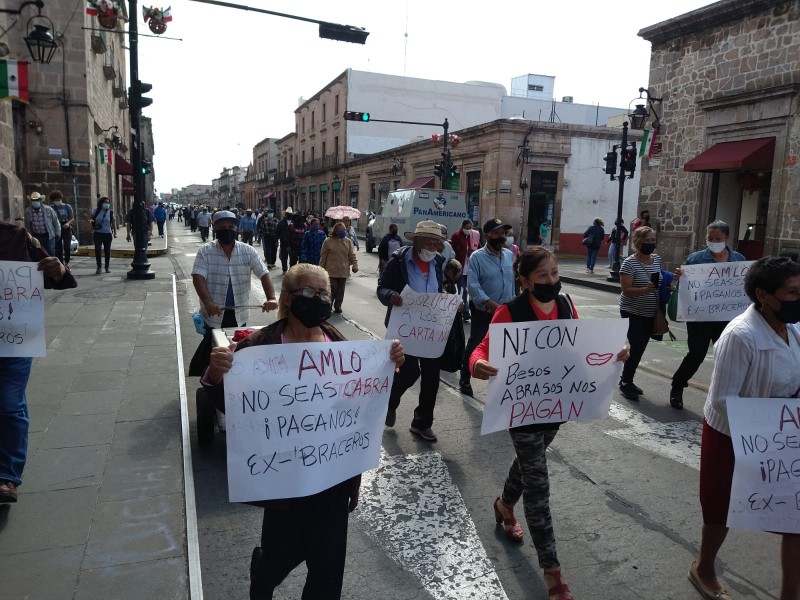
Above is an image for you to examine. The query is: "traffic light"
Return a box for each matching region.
[449,163,458,178]
[343,111,370,122]
[622,147,636,175]
[603,150,618,176]
[434,162,444,179]
[318,23,369,45]
[129,80,153,110]
[141,157,152,175]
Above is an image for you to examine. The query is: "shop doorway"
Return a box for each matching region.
[710,170,770,259]
[527,170,557,245]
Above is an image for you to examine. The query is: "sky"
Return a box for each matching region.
[135,0,719,192]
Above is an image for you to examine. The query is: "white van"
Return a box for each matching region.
[365,188,469,252]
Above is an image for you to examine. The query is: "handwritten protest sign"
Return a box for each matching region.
[481,319,628,435]
[385,286,460,358]
[0,260,46,357]
[676,261,753,321]
[727,397,800,534]
[223,339,395,502]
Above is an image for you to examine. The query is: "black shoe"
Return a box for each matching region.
[619,381,639,401]
[459,380,474,396]
[633,384,644,395]
[385,409,396,427]
[0,479,18,503]
[669,387,684,409]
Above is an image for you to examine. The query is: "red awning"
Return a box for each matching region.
[402,176,436,189]
[263,191,275,199]
[115,154,133,176]
[684,137,775,172]
[122,177,133,196]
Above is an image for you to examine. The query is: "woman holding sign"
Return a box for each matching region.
[668,220,746,409]
[470,247,628,600]
[203,264,405,600]
[690,256,800,600]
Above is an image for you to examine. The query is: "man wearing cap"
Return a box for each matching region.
[377,220,449,442]
[276,207,293,273]
[189,210,278,375]
[23,192,60,257]
[459,218,516,396]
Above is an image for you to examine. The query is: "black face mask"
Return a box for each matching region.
[639,242,656,255]
[530,280,562,303]
[488,237,506,250]
[216,229,236,245]
[774,298,800,324]
[290,295,332,328]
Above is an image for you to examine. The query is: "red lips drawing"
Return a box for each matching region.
[586,352,613,366]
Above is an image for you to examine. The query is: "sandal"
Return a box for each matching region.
[688,561,732,600]
[493,497,524,543]
[543,568,574,600]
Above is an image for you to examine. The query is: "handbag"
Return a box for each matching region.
[582,235,594,246]
[439,311,465,373]
[652,310,676,341]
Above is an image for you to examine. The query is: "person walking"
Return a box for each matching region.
[276,208,293,273]
[688,256,800,600]
[90,197,117,274]
[668,220,746,409]
[378,220,449,442]
[377,223,403,276]
[582,217,605,274]
[257,210,278,267]
[202,264,405,600]
[607,219,629,269]
[342,216,359,251]
[300,218,326,265]
[190,205,199,232]
[49,190,74,265]
[125,201,153,265]
[23,192,60,257]
[288,213,306,267]
[154,202,167,238]
[197,206,211,242]
[320,221,358,314]
[618,226,661,401]
[459,218,516,396]
[450,219,475,322]
[240,209,257,245]
[471,247,628,600]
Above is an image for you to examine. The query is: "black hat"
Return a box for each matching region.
[483,218,512,234]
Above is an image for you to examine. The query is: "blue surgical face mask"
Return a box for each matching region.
[31,201,41,209]
[337,229,347,238]
[103,203,110,210]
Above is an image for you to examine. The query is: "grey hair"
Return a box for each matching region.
[707,220,730,237]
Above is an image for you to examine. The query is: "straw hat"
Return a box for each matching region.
[404,220,445,241]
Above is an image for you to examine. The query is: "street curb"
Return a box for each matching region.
[560,275,621,294]
[75,246,169,258]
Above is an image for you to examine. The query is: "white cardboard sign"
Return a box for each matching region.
[481,319,628,435]
[223,339,395,502]
[0,260,46,357]
[676,261,753,321]
[385,286,460,358]
[727,397,800,534]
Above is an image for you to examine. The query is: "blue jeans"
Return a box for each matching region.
[33,233,56,257]
[0,357,33,486]
[608,242,617,268]
[586,248,599,270]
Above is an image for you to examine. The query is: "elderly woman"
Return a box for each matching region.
[471,247,628,600]
[320,221,359,314]
[669,220,747,409]
[203,263,404,599]
[688,256,800,600]
[618,226,661,401]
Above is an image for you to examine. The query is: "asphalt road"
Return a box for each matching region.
[168,223,781,600]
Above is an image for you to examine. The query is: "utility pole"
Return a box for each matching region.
[607,121,636,283]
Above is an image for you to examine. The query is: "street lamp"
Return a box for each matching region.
[1,1,59,64]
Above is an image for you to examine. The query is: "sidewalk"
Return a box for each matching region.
[75,221,170,259]
[0,245,194,598]
[555,255,622,294]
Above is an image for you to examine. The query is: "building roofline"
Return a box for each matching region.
[295,69,349,113]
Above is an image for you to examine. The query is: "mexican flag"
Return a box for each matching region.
[0,60,29,104]
[639,128,657,158]
[99,146,113,164]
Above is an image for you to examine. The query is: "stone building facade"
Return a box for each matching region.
[638,0,800,267]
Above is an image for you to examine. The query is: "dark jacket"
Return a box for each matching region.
[203,317,360,508]
[276,217,290,244]
[377,233,402,261]
[377,245,445,326]
[583,224,605,250]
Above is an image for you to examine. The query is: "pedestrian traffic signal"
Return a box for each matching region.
[141,157,152,175]
[434,162,445,179]
[343,111,370,122]
[604,150,618,176]
[622,148,636,174]
[129,80,153,110]
[449,163,458,178]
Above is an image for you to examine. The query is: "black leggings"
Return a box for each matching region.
[620,310,654,384]
[93,232,112,268]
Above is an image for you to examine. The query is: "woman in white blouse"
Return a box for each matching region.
[689,256,800,600]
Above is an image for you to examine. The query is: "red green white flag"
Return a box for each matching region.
[0,60,29,104]
[639,129,657,158]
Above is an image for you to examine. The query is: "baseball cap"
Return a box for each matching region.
[483,218,512,234]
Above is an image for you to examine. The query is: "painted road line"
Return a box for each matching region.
[357,450,509,600]
[605,403,701,470]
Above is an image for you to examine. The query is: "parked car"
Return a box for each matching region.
[70,235,79,255]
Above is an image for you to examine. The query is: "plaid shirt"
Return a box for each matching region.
[29,208,46,234]
[191,240,270,328]
[258,216,277,237]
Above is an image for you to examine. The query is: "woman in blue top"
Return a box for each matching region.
[669,221,746,409]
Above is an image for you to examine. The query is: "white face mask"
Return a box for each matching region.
[417,248,437,263]
[54,200,62,206]
[706,241,726,253]
[506,236,515,247]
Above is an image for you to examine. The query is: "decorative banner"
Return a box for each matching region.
[727,397,800,534]
[0,260,45,357]
[224,339,395,502]
[385,286,460,358]
[481,319,628,435]
[676,261,753,321]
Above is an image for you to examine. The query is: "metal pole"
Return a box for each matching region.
[71,174,79,239]
[607,121,628,283]
[127,0,155,279]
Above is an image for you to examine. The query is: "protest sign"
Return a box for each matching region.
[727,397,800,534]
[0,260,46,357]
[385,286,460,358]
[481,319,628,435]
[676,261,753,321]
[224,339,395,502]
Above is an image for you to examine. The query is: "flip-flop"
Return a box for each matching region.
[688,561,733,600]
